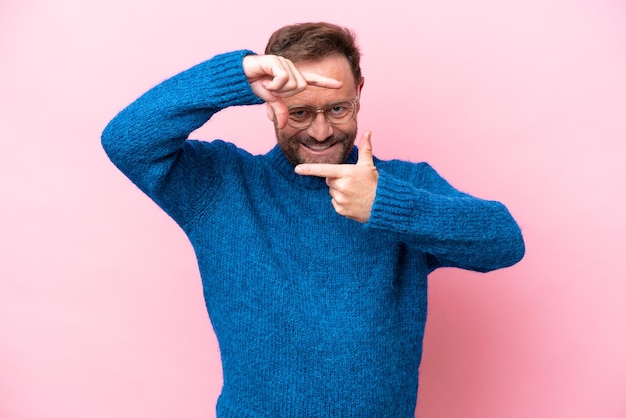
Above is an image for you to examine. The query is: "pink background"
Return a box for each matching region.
[1,0,625,417]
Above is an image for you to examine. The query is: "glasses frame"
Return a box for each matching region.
[286,96,360,130]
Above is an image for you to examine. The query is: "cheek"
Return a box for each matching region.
[276,129,300,150]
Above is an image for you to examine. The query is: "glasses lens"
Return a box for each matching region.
[288,107,313,129]
[287,99,356,129]
[325,102,354,124]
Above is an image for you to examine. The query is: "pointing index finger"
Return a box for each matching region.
[300,71,343,89]
[294,163,350,178]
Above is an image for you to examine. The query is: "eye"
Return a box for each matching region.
[327,103,351,118]
[288,107,312,122]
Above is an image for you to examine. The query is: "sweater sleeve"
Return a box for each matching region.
[101,50,264,227]
[366,162,525,273]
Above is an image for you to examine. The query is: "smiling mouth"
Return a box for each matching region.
[302,143,336,152]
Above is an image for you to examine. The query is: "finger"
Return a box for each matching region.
[294,163,350,178]
[262,67,298,93]
[258,57,298,92]
[357,130,374,166]
[272,57,308,93]
[269,101,289,129]
[300,71,343,89]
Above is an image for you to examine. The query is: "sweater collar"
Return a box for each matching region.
[265,145,359,190]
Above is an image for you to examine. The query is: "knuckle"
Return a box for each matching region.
[335,182,350,194]
[333,194,348,205]
[334,205,346,216]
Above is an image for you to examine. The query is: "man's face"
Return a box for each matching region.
[269,54,363,165]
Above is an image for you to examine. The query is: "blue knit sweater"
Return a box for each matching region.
[102,50,524,417]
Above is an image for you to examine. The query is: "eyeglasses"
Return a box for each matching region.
[286,97,359,130]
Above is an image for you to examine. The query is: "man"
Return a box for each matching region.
[102,22,524,417]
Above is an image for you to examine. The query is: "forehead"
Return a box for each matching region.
[287,55,358,106]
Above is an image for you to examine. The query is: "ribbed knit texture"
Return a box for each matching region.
[101,50,525,417]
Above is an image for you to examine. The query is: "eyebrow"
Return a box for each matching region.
[287,97,357,110]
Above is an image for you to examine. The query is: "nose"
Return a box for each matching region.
[306,112,334,142]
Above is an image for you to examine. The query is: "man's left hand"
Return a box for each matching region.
[295,130,378,223]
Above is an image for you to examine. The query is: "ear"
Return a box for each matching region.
[358,76,365,93]
[356,76,365,112]
[265,102,275,122]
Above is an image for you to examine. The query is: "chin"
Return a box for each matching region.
[298,148,348,165]
[277,131,356,165]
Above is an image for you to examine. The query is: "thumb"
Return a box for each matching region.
[268,100,289,129]
[357,130,374,166]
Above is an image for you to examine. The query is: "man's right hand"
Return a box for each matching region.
[242,54,343,129]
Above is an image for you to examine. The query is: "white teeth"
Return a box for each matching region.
[305,144,331,151]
